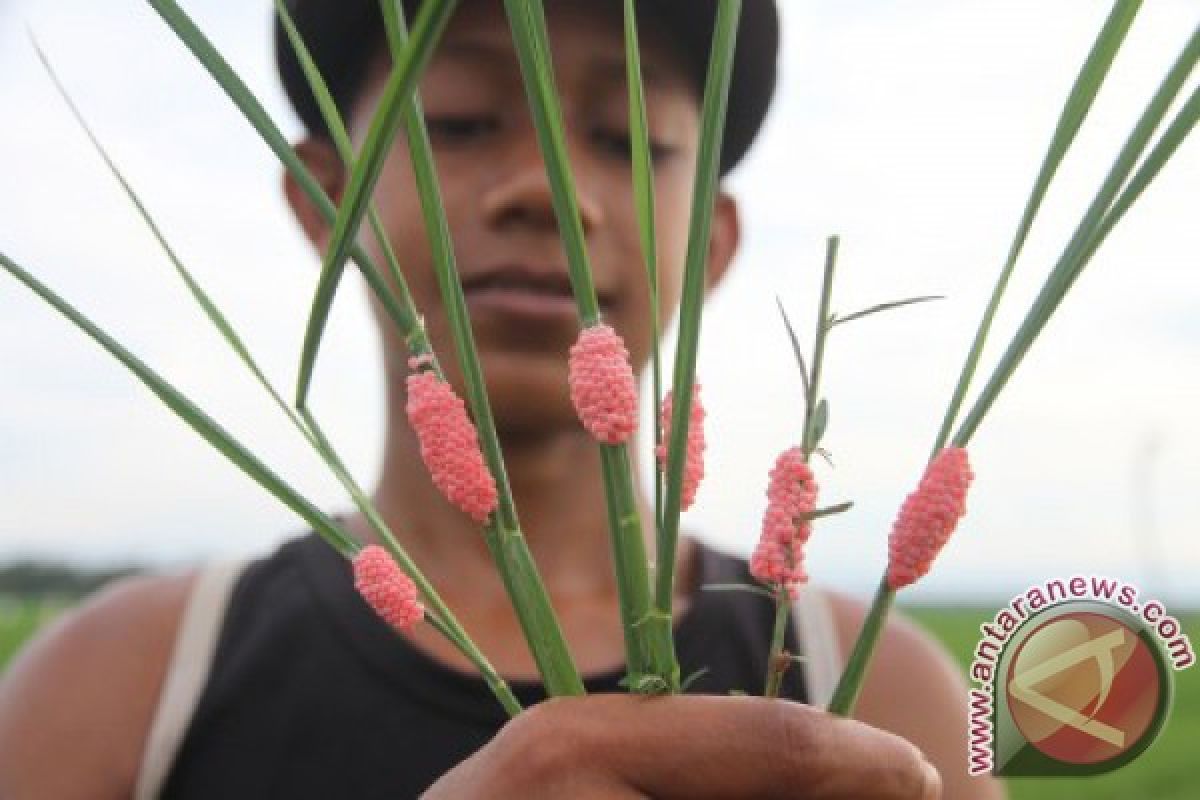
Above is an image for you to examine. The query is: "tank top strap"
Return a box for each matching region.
[791,584,843,708]
[134,560,248,800]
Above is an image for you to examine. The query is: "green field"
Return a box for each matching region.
[1,601,1195,796]
[0,598,62,667]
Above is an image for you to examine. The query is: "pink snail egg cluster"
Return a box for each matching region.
[405,366,498,524]
[750,446,819,598]
[353,545,425,631]
[655,384,706,511]
[886,447,974,590]
[568,324,638,445]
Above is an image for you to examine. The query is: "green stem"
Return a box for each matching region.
[300,410,522,716]
[486,525,586,697]
[621,0,665,542]
[277,0,582,697]
[765,237,839,696]
[828,580,894,715]
[653,365,664,544]
[381,0,584,698]
[427,613,522,717]
[26,40,525,714]
[763,588,792,698]
[601,446,672,690]
[503,0,602,322]
[803,237,839,457]
[654,0,742,678]
[829,13,1196,720]
[503,0,672,690]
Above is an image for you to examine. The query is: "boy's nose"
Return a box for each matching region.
[481,139,604,238]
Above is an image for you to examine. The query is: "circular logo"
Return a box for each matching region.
[1004,610,1169,769]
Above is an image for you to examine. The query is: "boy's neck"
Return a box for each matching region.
[344,379,699,680]
[361,391,658,605]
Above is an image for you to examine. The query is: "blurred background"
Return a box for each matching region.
[0,1,1196,796]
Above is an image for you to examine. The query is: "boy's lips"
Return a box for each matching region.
[464,285,579,319]
[460,264,615,320]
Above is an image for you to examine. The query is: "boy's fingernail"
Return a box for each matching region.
[920,759,942,799]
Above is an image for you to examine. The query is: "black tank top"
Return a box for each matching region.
[162,533,807,799]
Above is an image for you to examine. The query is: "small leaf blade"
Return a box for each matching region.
[832,295,944,327]
[776,297,811,404]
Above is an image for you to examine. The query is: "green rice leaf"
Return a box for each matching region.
[274,0,417,326]
[293,0,459,406]
[502,0,603,322]
[624,0,660,320]
[297,407,522,715]
[144,0,425,366]
[37,28,416,517]
[657,0,742,624]
[503,0,671,688]
[274,0,434,367]
[30,36,306,434]
[0,250,357,557]
[835,6,1190,724]
[623,0,666,539]
[1079,81,1200,269]
[953,21,1199,446]
[273,0,352,159]
[932,0,1144,453]
[380,0,584,699]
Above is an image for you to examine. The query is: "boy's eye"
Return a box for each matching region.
[425,113,500,143]
[591,127,676,165]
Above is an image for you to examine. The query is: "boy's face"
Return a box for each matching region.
[291,0,738,438]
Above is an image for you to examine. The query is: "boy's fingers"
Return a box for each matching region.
[428,695,941,799]
[562,694,941,800]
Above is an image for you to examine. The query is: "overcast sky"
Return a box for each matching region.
[1,0,1197,606]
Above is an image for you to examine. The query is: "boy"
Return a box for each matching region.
[0,1,1002,797]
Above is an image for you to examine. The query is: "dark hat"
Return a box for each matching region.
[274,0,779,175]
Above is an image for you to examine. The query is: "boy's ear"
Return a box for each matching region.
[705,190,741,292]
[283,137,346,251]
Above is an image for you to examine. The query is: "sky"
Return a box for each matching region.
[1,0,1197,607]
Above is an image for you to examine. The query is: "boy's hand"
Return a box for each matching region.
[423,694,941,799]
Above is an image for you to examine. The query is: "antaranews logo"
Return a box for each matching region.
[966,576,1193,777]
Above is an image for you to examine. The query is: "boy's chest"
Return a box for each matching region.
[407,590,691,680]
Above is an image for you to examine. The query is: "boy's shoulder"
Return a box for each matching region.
[0,532,324,799]
[0,571,195,799]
